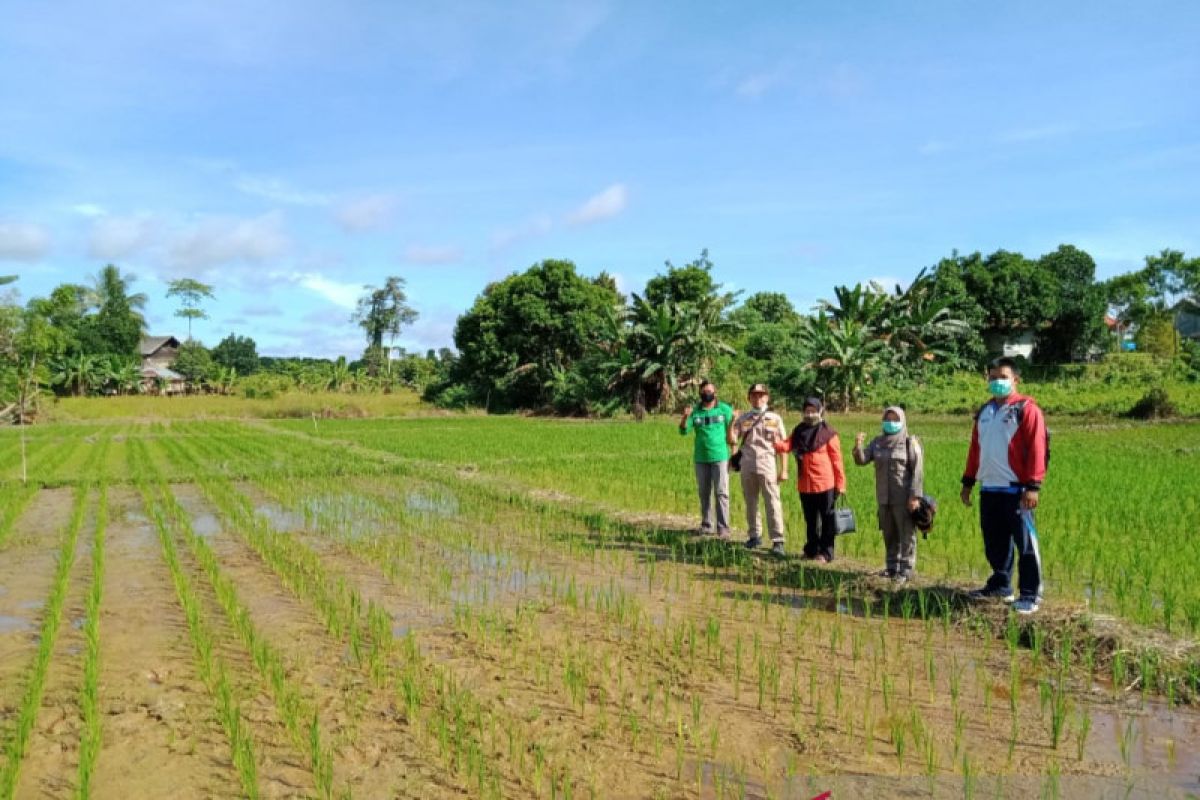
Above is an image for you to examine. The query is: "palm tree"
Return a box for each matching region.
[88,265,148,325]
[52,354,101,396]
[326,356,352,392]
[887,270,971,368]
[799,313,888,410]
[628,295,689,411]
[819,282,893,330]
[685,296,739,379]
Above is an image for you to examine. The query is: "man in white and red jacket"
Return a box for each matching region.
[960,357,1048,614]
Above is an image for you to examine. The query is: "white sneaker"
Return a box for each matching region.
[1012,598,1040,615]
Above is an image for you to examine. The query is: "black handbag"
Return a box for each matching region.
[833,495,857,535]
[729,411,768,473]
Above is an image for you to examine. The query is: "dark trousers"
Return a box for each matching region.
[800,489,837,560]
[980,490,1043,599]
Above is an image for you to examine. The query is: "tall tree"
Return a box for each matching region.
[78,265,146,357]
[451,260,620,410]
[644,249,726,307]
[211,333,260,375]
[1035,245,1106,362]
[352,276,418,374]
[166,278,215,340]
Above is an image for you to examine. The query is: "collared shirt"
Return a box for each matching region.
[733,409,788,475]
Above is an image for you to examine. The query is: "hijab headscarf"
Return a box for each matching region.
[880,405,908,447]
[791,397,837,454]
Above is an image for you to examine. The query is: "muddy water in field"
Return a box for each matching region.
[16,498,94,799]
[8,474,1200,798]
[172,486,474,798]
[0,488,74,733]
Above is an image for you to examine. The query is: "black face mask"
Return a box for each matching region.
[700,391,715,403]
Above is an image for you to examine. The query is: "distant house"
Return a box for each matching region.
[983,329,1036,361]
[1104,314,1138,352]
[139,335,186,394]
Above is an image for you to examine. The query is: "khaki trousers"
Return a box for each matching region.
[741,470,786,543]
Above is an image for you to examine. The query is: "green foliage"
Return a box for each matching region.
[352,276,418,363]
[1125,386,1177,420]
[76,265,146,358]
[212,333,260,375]
[166,278,215,339]
[450,259,621,410]
[1035,245,1107,362]
[1135,315,1181,357]
[643,249,724,307]
[173,340,215,384]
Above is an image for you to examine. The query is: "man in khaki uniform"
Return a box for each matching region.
[730,383,789,555]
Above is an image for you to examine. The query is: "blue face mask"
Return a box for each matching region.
[988,378,1014,398]
[882,420,903,435]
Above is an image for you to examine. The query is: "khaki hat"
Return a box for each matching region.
[747,383,769,395]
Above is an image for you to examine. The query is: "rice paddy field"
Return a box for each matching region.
[1,411,1199,799]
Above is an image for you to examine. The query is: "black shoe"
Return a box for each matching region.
[745,537,762,549]
[970,586,1015,602]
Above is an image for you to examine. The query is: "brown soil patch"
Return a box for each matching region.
[87,488,242,799]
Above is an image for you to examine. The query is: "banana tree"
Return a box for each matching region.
[52,353,101,396]
[799,313,888,410]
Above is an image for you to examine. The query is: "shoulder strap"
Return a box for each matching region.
[738,410,768,444]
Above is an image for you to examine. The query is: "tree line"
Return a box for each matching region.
[1,244,1197,419]
[428,246,1200,413]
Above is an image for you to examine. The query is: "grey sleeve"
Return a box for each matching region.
[852,439,874,466]
[908,437,925,497]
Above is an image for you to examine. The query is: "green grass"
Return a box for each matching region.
[5,410,1200,636]
[43,390,430,421]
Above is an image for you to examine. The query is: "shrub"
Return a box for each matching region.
[1125,386,1177,420]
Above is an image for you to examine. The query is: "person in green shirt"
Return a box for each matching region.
[679,380,736,538]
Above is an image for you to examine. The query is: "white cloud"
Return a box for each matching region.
[334,194,398,232]
[403,244,464,265]
[234,174,330,206]
[288,272,362,309]
[88,214,158,261]
[71,203,107,217]
[399,307,458,351]
[0,221,51,262]
[166,211,289,274]
[566,183,628,226]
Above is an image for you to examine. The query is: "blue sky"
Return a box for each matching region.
[1,1,1197,358]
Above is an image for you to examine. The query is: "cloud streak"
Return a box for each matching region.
[88,214,158,261]
[566,183,628,226]
[166,212,290,275]
[234,174,331,206]
[335,194,398,232]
